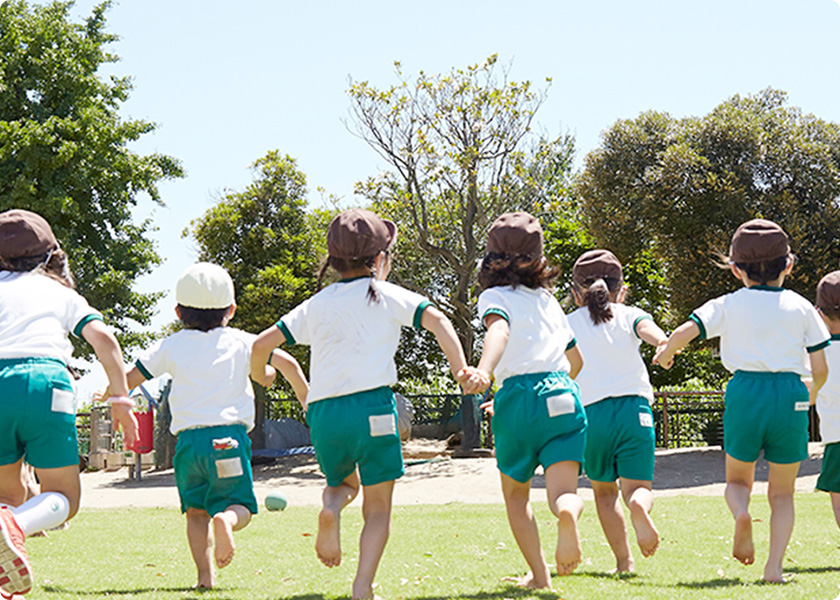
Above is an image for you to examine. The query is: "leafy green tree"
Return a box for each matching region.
[348,56,579,365]
[0,0,183,350]
[579,88,840,325]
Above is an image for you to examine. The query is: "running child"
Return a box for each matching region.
[0,209,137,598]
[654,218,829,583]
[568,249,668,572]
[461,212,587,588]
[107,262,308,589]
[250,208,471,600]
[813,271,840,532]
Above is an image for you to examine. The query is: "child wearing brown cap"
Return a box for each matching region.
[813,272,840,531]
[568,249,669,572]
[655,218,830,582]
[461,212,587,587]
[0,209,137,597]
[250,208,472,600]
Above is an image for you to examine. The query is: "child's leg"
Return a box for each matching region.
[500,472,551,588]
[185,508,214,589]
[830,492,840,530]
[620,478,659,557]
[591,480,634,572]
[317,471,360,568]
[764,461,800,583]
[545,461,584,577]
[352,479,395,600]
[212,504,251,569]
[724,454,756,565]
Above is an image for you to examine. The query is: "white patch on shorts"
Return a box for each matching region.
[369,414,396,437]
[546,393,575,417]
[639,412,654,428]
[215,457,244,479]
[51,388,75,414]
[794,401,810,412]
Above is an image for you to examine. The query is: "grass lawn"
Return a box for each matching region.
[22,493,840,599]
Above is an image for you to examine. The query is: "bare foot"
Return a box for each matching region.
[316,507,341,567]
[732,513,755,565]
[763,563,790,583]
[501,570,552,589]
[629,505,660,557]
[351,582,380,599]
[194,580,214,591]
[608,557,635,574]
[555,511,582,576]
[212,514,235,569]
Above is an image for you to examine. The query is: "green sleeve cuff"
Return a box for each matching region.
[632,315,652,339]
[135,361,153,380]
[275,320,296,346]
[413,300,431,329]
[688,313,706,341]
[482,308,509,326]
[566,338,577,351]
[73,314,104,338]
[807,339,831,353]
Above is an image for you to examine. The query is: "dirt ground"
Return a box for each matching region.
[78,440,827,511]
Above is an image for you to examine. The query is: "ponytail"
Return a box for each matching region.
[0,247,75,288]
[579,276,623,325]
[316,254,381,304]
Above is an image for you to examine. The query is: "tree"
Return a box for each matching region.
[579,89,840,325]
[348,56,577,364]
[0,0,183,350]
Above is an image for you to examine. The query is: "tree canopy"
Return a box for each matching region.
[0,0,183,350]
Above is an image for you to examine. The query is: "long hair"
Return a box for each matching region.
[0,248,75,288]
[577,276,623,325]
[316,254,381,303]
[478,253,559,291]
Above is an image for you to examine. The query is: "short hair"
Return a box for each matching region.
[732,255,789,285]
[316,254,382,303]
[177,305,229,331]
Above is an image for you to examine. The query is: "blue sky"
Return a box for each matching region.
[56,0,840,394]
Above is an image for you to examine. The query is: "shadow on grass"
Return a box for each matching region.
[42,584,202,596]
[674,577,744,589]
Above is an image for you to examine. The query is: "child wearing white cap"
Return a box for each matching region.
[106,262,307,590]
[0,209,137,598]
[655,219,830,582]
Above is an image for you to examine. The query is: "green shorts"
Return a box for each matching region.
[306,386,403,487]
[492,371,587,484]
[173,424,258,516]
[817,442,840,494]
[0,358,79,469]
[584,395,655,482]
[724,370,810,464]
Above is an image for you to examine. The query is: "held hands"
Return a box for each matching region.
[456,366,491,395]
[652,339,677,370]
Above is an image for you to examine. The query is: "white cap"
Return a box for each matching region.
[176,262,235,309]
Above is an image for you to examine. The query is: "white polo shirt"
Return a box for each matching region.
[135,328,257,434]
[568,303,654,406]
[477,285,575,387]
[817,335,840,444]
[279,277,430,404]
[691,286,829,376]
[0,270,102,363]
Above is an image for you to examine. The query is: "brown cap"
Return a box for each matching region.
[486,212,543,259]
[327,209,397,259]
[572,249,623,285]
[0,209,59,260]
[729,219,790,263]
[817,271,840,311]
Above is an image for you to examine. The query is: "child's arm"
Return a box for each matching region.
[420,305,471,384]
[251,326,288,387]
[269,348,309,410]
[653,320,701,369]
[808,348,828,405]
[566,344,583,379]
[80,319,138,447]
[636,318,670,363]
[458,313,509,394]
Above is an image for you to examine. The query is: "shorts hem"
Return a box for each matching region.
[359,468,404,488]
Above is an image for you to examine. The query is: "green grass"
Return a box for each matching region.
[22,494,840,599]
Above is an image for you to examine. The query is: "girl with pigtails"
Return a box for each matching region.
[567,249,669,573]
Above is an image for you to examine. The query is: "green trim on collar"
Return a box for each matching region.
[73,314,103,338]
[688,313,707,341]
[482,308,510,326]
[831,334,840,342]
[338,275,371,283]
[566,338,577,351]
[135,360,154,380]
[748,284,785,292]
[413,300,431,329]
[632,315,652,339]
[807,339,831,353]
[276,320,296,346]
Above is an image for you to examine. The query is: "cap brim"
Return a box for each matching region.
[383,219,397,250]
